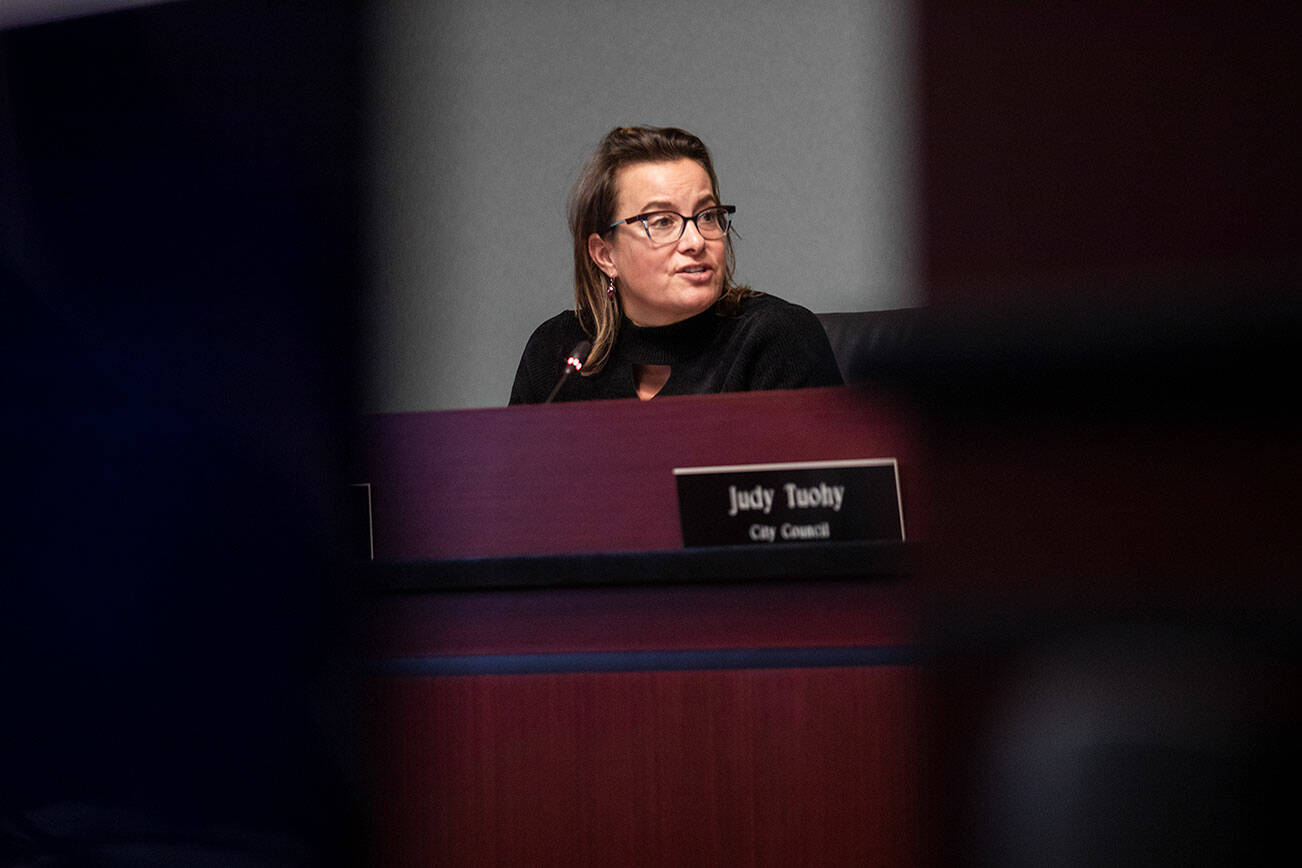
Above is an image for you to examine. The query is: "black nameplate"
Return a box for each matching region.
[673,459,904,547]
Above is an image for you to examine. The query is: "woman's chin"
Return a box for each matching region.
[669,289,721,321]
[630,286,720,326]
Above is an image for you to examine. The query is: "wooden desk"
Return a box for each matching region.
[352,386,927,865]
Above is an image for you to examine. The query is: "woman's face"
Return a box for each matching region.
[588,158,726,327]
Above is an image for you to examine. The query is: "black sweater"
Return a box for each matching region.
[508,293,843,404]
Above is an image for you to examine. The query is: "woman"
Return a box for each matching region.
[508,126,842,404]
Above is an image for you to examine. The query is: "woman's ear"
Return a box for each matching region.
[587,232,616,278]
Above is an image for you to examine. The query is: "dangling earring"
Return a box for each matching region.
[606,276,616,299]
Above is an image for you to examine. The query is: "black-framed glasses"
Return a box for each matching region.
[607,205,735,244]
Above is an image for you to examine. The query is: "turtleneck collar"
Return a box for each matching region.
[617,305,723,365]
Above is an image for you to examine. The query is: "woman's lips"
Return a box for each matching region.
[676,265,714,284]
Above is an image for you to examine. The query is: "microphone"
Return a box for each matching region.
[544,340,591,403]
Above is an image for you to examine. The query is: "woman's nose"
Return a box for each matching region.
[677,217,705,251]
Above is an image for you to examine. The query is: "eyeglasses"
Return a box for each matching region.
[607,205,735,245]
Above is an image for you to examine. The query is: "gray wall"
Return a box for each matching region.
[363,0,919,412]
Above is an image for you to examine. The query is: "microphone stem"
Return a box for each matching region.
[544,369,573,404]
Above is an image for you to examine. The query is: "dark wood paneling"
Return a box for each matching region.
[367,666,925,867]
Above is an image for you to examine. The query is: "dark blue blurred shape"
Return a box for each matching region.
[1,1,363,863]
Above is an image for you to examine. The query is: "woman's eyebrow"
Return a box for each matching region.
[633,193,718,213]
